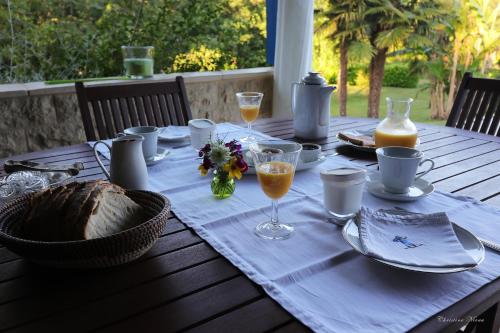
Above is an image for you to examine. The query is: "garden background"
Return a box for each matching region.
[1,0,499,124]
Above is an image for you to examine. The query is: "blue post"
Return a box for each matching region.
[266,0,277,65]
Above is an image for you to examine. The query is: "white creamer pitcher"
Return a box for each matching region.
[93,135,149,190]
[292,72,335,140]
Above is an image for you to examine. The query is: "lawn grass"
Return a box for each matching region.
[330,84,446,125]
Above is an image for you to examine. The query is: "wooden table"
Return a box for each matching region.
[0,117,499,333]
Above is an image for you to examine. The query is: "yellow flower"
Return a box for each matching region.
[198,164,209,176]
[224,158,242,180]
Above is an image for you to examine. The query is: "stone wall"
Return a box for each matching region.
[0,68,273,158]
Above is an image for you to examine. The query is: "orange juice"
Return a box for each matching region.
[240,105,260,123]
[374,130,418,148]
[256,161,294,199]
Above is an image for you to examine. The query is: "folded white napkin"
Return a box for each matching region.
[358,208,477,268]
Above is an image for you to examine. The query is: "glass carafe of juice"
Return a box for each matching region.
[374,97,418,148]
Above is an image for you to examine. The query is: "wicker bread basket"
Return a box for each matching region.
[0,190,170,269]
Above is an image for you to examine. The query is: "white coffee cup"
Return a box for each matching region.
[121,126,159,161]
[376,146,434,194]
[188,119,216,149]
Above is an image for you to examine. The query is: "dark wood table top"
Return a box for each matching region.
[0,117,499,333]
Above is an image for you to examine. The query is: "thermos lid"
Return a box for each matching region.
[320,168,366,182]
[302,72,327,85]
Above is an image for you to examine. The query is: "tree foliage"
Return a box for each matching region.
[0,0,267,83]
[314,0,499,119]
[317,0,369,116]
[362,0,445,118]
[410,0,500,119]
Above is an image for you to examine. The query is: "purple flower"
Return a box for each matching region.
[236,157,248,172]
[202,156,213,169]
[225,140,241,153]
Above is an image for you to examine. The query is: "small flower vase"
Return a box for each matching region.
[211,170,235,199]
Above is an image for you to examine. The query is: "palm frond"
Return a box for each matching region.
[379,0,408,21]
[364,6,389,16]
[348,41,375,62]
[375,27,411,48]
[406,34,434,48]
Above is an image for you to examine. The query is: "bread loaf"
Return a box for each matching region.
[22,181,146,241]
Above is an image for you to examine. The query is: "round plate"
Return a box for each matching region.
[246,154,327,174]
[342,218,485,273]
[146,148,170,166]
[336,129,420,153]
[158,127,190,142]
[366,172,434,202]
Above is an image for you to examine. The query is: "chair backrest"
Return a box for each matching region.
[446,72,500,136]
[75,76,193,141]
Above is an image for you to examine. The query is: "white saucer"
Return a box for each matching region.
[297,154,327,171]
[366,172,434,202]
[246,154,327,174]
[158,126,190,142]
[146,148,170,166]
[342,218,484,273]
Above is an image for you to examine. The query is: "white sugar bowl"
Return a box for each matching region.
[188,119,216,149]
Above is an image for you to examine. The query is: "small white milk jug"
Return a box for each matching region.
[93,135,149,190]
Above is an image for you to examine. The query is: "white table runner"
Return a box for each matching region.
[91,123,500,333]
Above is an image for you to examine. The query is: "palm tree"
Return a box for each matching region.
[447,0,500,99]
[320,1,368,116]
[412,0,499,120]
[363,0,444,118]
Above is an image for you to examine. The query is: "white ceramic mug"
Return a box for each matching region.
[376,147,434,194]
[188,119,216,149]
[120,126,159,161]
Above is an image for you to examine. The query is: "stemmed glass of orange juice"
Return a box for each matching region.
[250,141,302,240]
[236,92,263,143]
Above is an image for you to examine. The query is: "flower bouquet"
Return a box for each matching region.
[198,138,248,199]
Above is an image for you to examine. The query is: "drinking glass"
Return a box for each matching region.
[236,92,263,143]
[121,46,154,79]
[250,141,302,240]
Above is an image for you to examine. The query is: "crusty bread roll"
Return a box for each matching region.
[22,181,145,241]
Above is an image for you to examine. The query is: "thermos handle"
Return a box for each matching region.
[291,82,299,114]
[93,141,112,180]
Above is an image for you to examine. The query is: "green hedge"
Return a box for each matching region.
[347,67,358,85]
[382,65,419,88]
[327,66,359,85]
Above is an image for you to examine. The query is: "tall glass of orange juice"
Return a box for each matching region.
[250,141,302,240]
[374,97,418,148]
[236,92,263,143]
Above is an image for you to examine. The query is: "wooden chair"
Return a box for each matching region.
[446,72,500,136]
[75,76,193,141]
